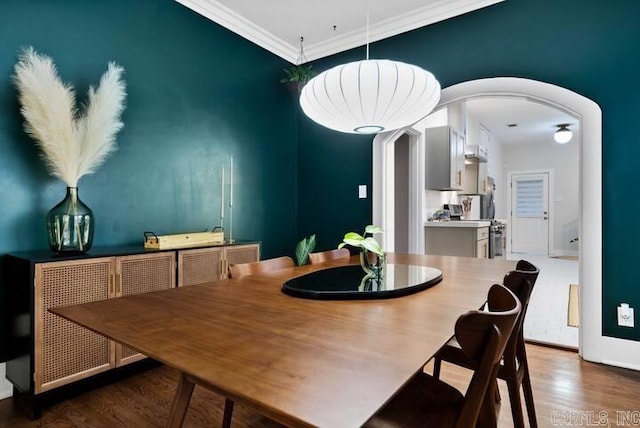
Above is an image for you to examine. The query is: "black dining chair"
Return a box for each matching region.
[364,284,521,428]
[433,260,540,428]
[308,248,350,264]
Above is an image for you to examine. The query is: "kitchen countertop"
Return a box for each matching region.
[424,220,491,228]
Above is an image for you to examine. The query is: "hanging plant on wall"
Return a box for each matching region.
[281,64,316,93]
[280,36,316,93]
[13,46,127,254]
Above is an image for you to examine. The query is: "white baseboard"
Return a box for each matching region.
[0,363,13,400]
[0,386,11,400]
[551,249,579,257]
[600,359,640,372]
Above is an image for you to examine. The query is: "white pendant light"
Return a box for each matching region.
[299,60,440,134]
[298,4,441,135]
[554,124,573,144]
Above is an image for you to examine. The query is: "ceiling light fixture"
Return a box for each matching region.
[298,4,441,134]
[554,124,573,144]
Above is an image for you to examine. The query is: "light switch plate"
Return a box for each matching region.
[617,304,634,328]
[358,185,367,199]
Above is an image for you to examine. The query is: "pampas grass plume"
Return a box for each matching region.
[13,47,126,187]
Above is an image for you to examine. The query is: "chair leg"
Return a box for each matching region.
[505,379,526,428]
[433,357,442,380]
[494,382,501,403]
[522,367,538,428]
[477,383,499,428]
[222,399,234,428]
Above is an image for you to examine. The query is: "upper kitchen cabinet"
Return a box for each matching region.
[477,126,491,194]
[425,125,465,190]
[462,125,491,195]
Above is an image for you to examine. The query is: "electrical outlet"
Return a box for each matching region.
[358,185,367,199]
[617,303,634,328]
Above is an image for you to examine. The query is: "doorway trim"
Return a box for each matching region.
[374,77,640,369]
[373,127,423,254]
[507,169,554,256]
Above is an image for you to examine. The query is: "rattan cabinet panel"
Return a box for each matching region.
[177,243,260,285]
[34,258,115,393]
[177,247,223,287]
[115,252,176,366]
[224,244,261,275]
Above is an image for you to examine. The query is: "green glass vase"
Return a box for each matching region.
[46,187,94,254]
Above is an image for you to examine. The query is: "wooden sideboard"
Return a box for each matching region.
[2,241,259,417]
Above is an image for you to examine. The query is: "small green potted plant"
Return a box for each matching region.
[295,233,316,265]
[339,225,384,283]
[281,64,316,93]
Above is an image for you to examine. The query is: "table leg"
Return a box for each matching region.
[222,398,235,428]
[166,372,195,428]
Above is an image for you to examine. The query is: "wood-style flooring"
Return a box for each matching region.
[1,344,639,427]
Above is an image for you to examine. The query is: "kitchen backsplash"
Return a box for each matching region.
[424,189,459,220]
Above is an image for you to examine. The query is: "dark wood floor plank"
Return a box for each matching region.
[2,344,640,428]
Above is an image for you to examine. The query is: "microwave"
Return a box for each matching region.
[443,204,463,220]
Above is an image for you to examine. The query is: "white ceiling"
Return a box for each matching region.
[174,0,578,143]
[175,0,504,63]
[465,97,579,146]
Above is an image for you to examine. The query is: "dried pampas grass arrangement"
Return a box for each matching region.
[13,47,126,187]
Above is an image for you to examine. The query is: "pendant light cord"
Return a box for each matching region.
[365,0,370,60]
[297,36,307,65]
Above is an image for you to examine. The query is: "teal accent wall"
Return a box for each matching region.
[297,0,640,341]
[297,121,373,250]
[2,0,639,360]
[0,0,297,360]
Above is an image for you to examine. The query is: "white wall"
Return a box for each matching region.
[502,138,579,255]
[0,363,11,399]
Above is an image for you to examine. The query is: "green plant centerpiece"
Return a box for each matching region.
[339,225,385,289]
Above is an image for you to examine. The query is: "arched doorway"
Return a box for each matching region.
[372,77,620,366]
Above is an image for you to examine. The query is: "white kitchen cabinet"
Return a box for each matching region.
[478,162,489,195]
[478,126,491,192]
[462,162,489,195]
[476,227,489,259]
[425,126,465,190]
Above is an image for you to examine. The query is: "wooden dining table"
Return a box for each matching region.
[50,253,515,428]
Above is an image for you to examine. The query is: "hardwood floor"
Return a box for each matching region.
[1,344,639,427]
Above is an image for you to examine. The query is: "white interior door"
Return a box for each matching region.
[510,173,549,254]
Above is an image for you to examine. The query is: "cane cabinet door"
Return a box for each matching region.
[115,252,176,366]
[34,257,115,393]
[223,244,261,279]
[177,247,224,287]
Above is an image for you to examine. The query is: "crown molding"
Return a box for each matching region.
[175,0,504,64]
[175,0,299,62]
[305,0,504,62]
